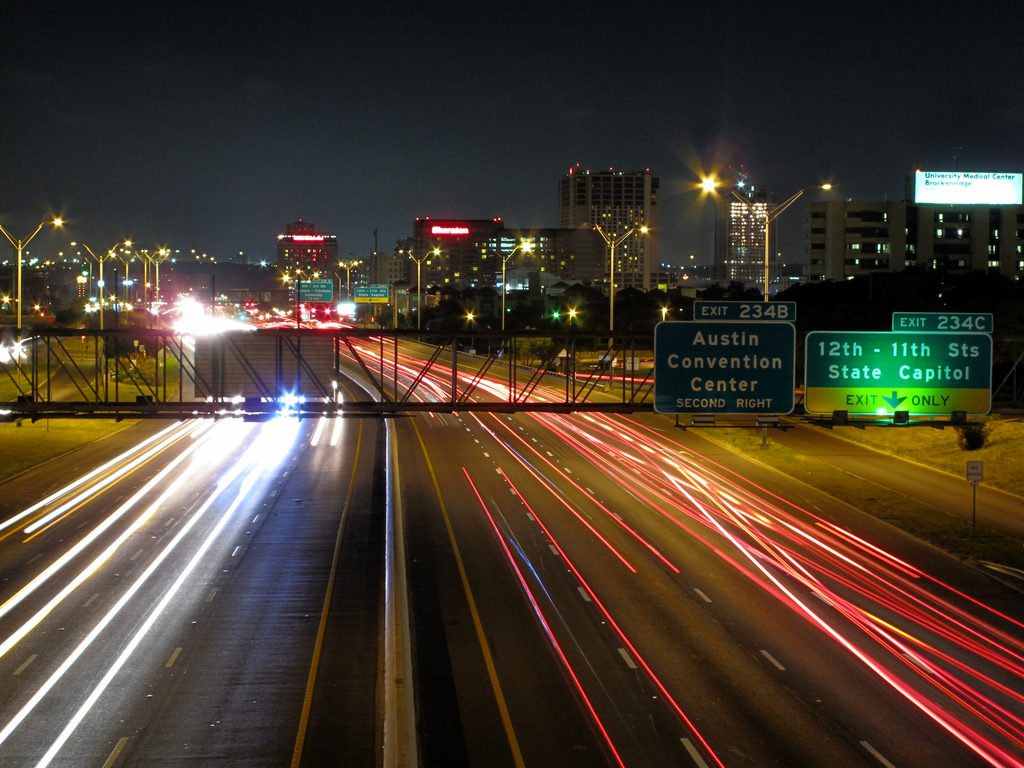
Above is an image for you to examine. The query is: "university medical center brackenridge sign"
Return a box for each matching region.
[654,321,796,414]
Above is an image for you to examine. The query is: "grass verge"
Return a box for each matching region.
[0,419,136,483]
[701,425,1024,571]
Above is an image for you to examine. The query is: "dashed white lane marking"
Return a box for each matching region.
[548,544,559,556]
[860,740,897,768]
[165,646,183,668]
[206,588,219,603]
[13,654,38,676]
[231,546,242,557]
[577,587,592,602]
[101,737,130,768]
[617,648,637,669]
[83,592,100,608]
[693,588,712,603]
[129,548,143,562]
[760,649,786,671]
[680,738,711,768]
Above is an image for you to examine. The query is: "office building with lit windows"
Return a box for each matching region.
[805,170,1024,282]
[275,219,338,271]
[558,165,659,291]
[712,182,776,289]
[410,217,607,291]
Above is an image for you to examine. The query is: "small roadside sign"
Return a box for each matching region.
[967,460,983,485]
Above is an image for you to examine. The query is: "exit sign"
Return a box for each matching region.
[892,312,993,333]
[654,321,795,414]
[804,331,992,416]
[297,279,334,303]
[694,301,796,322]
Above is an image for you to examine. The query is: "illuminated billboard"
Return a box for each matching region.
[914,170,1023,205]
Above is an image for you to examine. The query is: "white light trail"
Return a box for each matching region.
[0,421,193,533]
[0,419,298,760]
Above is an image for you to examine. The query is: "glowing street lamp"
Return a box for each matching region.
[404,247,440,330]
[137,247,171,305]
[702,176,832,298]
[593,223,648,333]
[73,239,131,330]
[0,217,62,334]
[500,238,534,331]
[337,258,361,300]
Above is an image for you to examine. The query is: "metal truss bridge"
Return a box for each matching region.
[0,327,658,420]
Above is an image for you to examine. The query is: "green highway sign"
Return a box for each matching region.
[804,331,992,416]
[354,284,390,304]
[654,321,795,414]
[892,312,993,333]
[297,279,334,303]
[694,300,796,322]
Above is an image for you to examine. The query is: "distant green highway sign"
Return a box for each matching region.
[892,312,993,333]
[654,321,795,414]
[694,300,796,322]
[355,284,390,304]
[804,331,992,416]
[297,279,334,303]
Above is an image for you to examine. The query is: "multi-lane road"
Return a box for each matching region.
[0,414,385,767]
[1,349,1022,766]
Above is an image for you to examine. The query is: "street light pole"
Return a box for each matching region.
[724,183,831,299]
[593,223,648,333]
[405,248,439,330]
[0,218,63,335]
[75,240,131,331]
[338,258,361,300]
[500,238,533,331]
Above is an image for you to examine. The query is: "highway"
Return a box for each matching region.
[0,412,385,767]
[380,345,1024,767]
[1,332,1022,767]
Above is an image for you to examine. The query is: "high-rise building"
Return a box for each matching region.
[558,165,659,290]
[411,217,507,289]
[275,219,338,271]
[711,171,777,293]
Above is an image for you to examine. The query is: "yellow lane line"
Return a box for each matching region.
[410,418,525,768]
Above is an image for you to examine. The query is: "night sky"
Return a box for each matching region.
[2,2,1022,267]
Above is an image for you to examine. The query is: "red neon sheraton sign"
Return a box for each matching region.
[430,225,470,236]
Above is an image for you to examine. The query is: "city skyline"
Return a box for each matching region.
[2,4,1021,267]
